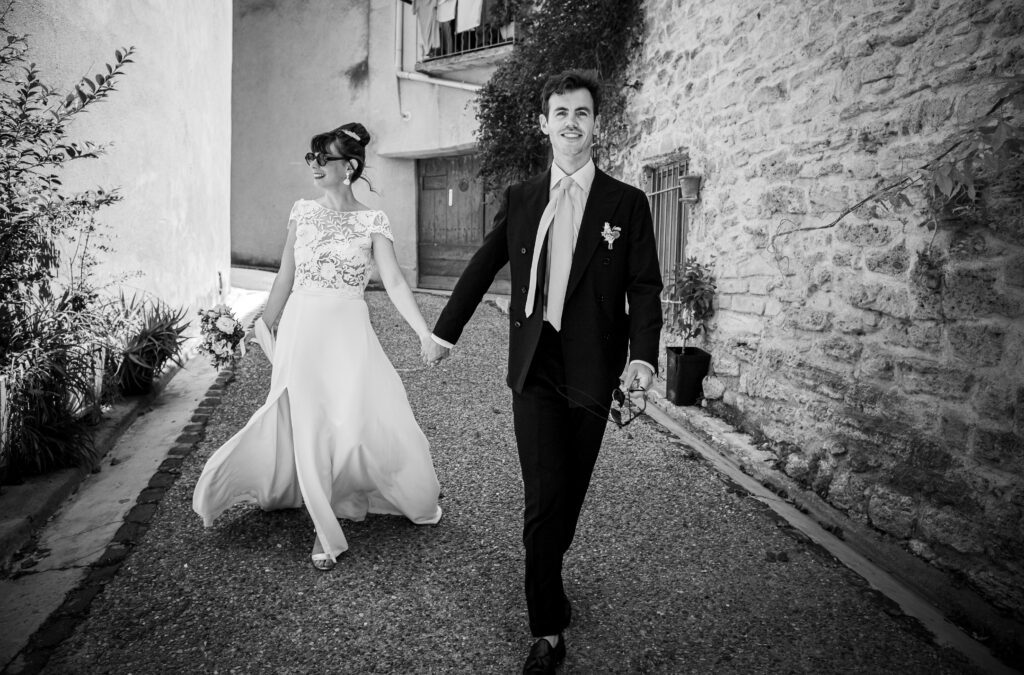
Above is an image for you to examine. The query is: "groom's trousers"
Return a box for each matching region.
[512,321,611,637]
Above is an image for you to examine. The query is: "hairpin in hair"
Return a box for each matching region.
[340,129,360,141]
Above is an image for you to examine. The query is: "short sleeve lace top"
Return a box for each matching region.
[288,199,393,294]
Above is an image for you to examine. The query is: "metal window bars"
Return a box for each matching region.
[645,162,689,327]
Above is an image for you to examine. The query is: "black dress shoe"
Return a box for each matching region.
[523,636,565,674]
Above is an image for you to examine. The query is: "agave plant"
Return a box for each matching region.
[115,295,190,395]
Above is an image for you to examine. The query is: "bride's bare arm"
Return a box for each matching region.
[372,233,431,341]
[260,223,297,329]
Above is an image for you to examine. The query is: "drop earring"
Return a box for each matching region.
[343,168,352,186]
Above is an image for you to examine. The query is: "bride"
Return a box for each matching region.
[192,122,442,571]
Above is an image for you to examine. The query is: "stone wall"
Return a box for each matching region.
[609,0,1024,618]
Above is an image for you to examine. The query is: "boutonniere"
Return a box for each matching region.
[601,222,622,250]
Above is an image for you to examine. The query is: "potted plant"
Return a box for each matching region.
[663,256,716,405]
[116,297,189,395]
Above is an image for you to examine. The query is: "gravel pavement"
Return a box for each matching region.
[42,291,979,674]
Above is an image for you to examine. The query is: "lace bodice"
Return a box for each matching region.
[289,199,393,294]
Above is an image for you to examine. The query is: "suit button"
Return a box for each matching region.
[514,320,522,328]
[520,247,528,254]
[602,258,611,266]
[598,295,605,303]
[520,286,527,294]
[602,333,610,341]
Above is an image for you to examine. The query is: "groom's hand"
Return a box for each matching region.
[622,362,654,399]
[421,335,450,365]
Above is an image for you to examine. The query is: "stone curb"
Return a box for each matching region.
[645,389,1024,668]
[8,366,236,675]
[0,360,184,570]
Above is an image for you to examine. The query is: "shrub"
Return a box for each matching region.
[1,290,104,478]
[474,0,644,191]
[0,3,134,479]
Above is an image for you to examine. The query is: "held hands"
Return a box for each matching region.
[420,334,450,366]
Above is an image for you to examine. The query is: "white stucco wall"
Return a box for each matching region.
[232,0,482,283]
[7,0,233,314]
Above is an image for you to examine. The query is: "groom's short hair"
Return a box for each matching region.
[540,69,602,117]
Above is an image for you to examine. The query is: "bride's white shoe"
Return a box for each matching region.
[310,553,335,572]
[310,536,336,571]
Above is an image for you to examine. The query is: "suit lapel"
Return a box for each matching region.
[520,170,550,242]
[566,169,622,300]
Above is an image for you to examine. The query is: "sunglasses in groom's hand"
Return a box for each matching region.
[610,385,647,429]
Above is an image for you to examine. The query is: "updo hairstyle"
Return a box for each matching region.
[309,122,371,183]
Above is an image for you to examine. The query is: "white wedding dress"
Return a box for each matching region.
[192,200,442,561]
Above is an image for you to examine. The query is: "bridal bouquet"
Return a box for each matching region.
[197,305,246,370]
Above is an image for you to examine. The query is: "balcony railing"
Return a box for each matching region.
[422,21,514,62]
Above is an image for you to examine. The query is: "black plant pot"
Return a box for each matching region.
[665,346,711,406]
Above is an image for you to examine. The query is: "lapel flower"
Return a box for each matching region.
[601,222,622,250]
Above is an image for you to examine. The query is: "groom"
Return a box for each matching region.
[425,69,663,673]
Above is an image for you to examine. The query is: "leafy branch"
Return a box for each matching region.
[662,257,717,343]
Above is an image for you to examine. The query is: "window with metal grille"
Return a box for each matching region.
[644,158,689,324]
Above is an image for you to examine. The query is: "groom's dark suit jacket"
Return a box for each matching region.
[434,166,663,404]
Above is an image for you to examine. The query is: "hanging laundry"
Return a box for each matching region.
[437,0,456,23]
[413,0,440,53]
[456,0,483,33]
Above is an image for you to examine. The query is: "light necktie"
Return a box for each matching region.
[525,176,577,331]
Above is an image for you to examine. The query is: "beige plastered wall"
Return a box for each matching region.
[8,0,233,314]
[231,0,480,285]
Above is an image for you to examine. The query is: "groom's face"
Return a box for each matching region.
[539,88,597,166]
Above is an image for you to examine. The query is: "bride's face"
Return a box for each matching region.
[309,140,352,188]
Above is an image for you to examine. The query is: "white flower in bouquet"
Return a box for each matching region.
[215,316,238,334]
[198,305,244,370]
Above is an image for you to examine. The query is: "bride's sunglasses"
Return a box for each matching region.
[304,151,348,167]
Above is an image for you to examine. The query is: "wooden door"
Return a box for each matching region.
[417,154,510,293]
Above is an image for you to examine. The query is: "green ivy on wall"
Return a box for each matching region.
[475,0,644,191]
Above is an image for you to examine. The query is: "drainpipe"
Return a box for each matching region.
[394,1,481,93]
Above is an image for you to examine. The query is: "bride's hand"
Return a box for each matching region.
[420,334,449,365]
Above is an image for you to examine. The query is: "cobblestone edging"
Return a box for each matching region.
[10,367,236,675]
